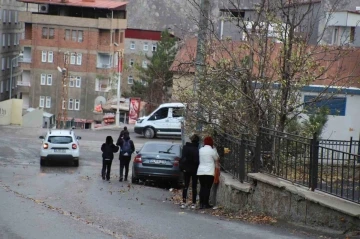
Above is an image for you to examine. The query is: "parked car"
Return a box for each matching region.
[131,141,182,185]
[39,129,81,166]
[134,102,185,138]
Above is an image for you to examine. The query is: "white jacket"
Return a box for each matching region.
[197,145,219,176]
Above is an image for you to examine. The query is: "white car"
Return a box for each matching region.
[39,129,81,166]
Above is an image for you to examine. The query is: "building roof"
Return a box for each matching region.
[125,28,162,41]
[171,37,360,88]
[18,0,128,10]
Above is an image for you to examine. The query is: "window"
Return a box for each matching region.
[78,31,83,42]
[65,29,70,40]
[3,10,6,23]
[45,96,51,108]
[2,33,5,47]
[129,59,134,67]
[7,34,10,47]
[76,53,82,65]
[68,99,74,110]
[42,27,48,39]
[333,27,339,45]
[6,79,9,91]
[17,33,20,45]
[71,30,77,41]
[47,51,53,63]
[41,51,47,62]
[13,33,16,45]
[14,11,18,24]
[128,76,134,84]
[70,53,76,64]
[62,100,66,110]
[8,10,11,23]
[0,81,3,93]
[152,43,157,52]
[75,99,80,110]
[47,74,52,85]
[39,96,45,108]
[75,76,81,88]
[49,28,55,39]
[95,78,110,92]
[143,42,148,51]
[148,108,169,121]
[172,107,184,118]
[69,77,75,87]
[130,41,135,50]
[142,60,148,69]
[40,74,46,85]
[304,95,346,116]
[6,57,9,69]
[120,32,124,43]
[350,27,355,43]
[1,57,5,70]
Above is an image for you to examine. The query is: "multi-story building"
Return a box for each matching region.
[0,1,36,102]
[219,0,360,47]
[17,0,127,128]
[122,28,162,94]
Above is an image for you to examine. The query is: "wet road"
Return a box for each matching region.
[0,126,317,239]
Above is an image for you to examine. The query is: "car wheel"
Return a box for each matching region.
[144,128,154,139]
[131,176,139,184]
[73,160,79,167]
[40,158,45,166]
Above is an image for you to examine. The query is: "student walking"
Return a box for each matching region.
[118,132,135,182]
[179,134,200,209]
[197,136,219,209]
[116,126,129,146]
[101,136,119,181]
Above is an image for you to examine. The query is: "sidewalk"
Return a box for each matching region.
[92,123,135,132]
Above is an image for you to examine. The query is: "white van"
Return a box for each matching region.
[134,102,185,138]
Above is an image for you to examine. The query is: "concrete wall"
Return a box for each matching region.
[22,108,43,128]
[215,173,360,234]
[0,99,23,125]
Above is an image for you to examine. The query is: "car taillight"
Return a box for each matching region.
[43,143,49,149]
[134,155,142,163]
[173,157,180,166]
[72,144,77,149]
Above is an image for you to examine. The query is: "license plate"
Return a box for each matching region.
[150,160,164,164]
[54,149,66,153]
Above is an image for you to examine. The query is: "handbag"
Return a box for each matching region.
[214,167,220,184]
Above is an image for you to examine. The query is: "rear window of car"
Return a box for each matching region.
[48,136,73,144]
[142,144,180,154]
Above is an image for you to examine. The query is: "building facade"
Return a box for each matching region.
[122,28,162,94]
[0,1,37,102]
[17,0,127,128]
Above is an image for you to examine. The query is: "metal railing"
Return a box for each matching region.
[320,138,360,156]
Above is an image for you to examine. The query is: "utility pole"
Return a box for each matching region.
[193,0,210,132]
[57,52,69,129]
[116,50,123,127]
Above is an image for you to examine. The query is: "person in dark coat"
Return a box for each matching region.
[116,126,129,146]
[118,132,135,182]
[101,136,119,181]
[179,134,200,209]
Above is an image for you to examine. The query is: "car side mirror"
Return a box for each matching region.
[39,136,44,139]
[76,136,82,140]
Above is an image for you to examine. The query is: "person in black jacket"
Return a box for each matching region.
[101,136,119,181]
[116,126,129,146]
[179,134,200,209]
[117,132,135,182]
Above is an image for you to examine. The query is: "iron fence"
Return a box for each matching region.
[320,138,360,159]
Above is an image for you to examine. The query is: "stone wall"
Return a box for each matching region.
[214,172,360,234]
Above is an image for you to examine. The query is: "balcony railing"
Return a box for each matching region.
[22,58,32,63]
[97,64,111,69]
[17,81,31,87]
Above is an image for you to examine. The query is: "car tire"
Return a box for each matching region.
[131,176,139,184]
[40,158,45,166]
[73,160,79,167]
[144,128,154,139]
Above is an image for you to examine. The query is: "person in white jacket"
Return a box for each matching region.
[197,136,219,209]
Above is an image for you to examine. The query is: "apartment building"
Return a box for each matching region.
[122,28,162,93]
[219,0,360,47]
[0,1,37,102]
[17,0,127,128]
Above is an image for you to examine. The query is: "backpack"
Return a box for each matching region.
[121,140,132,156]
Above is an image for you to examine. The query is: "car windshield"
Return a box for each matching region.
[48,136,73,144]
[141,144,180,154]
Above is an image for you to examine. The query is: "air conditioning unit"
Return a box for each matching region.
[39,4,49,13]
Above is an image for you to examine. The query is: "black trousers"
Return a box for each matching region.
[198,175,214,206]
[182,171,198,204]
[120,156,131,179]
[102,159,112,180]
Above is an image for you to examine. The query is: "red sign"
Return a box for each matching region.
[129,98,141,124]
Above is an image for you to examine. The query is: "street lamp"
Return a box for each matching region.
[116,50,123,127]
[10,52,24,99]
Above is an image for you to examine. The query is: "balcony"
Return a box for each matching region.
[20,39,32,46]
[20,61,31,70]
[97,63,111,69]
[16,81,31,93]
[19,12,127,29]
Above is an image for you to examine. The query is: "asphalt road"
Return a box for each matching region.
[0,126,319,239]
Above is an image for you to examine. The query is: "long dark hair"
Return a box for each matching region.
[105,136,113,144]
